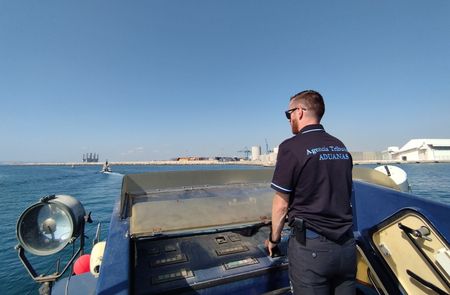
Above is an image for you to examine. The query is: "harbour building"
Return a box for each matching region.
[384,139,450,162]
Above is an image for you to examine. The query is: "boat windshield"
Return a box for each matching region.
[120,170,274,238]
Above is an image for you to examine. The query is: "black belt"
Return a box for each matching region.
[291,227,353,244]
[289,228,321,238]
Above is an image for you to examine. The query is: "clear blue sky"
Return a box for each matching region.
[1,1,449,162]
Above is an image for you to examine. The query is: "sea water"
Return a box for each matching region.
[0,164,263,294]
[0,163,449,294]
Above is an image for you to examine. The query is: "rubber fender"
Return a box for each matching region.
[374,165,410,193]
[90,241,106,277]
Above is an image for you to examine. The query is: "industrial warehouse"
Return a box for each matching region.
[383,139,450,162]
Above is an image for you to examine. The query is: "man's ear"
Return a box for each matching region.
[297,108,303,121]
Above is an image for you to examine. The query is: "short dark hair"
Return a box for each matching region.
[290,90,325,120]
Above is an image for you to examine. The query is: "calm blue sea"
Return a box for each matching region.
[0,163,449,294]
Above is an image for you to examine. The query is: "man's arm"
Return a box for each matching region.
[265,191,289,256]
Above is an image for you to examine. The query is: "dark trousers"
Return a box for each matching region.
[288,231,356,295]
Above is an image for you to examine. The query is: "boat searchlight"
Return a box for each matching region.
[15,194,90,287]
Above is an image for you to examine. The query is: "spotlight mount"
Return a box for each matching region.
[15,194,89,293]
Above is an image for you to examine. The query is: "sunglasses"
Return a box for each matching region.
[285,107,307,120]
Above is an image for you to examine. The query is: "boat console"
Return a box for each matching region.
[134,226,290,294]
[122,169,290,294]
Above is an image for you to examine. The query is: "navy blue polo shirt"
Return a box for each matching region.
[271,124,353,241]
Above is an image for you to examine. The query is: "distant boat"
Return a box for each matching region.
[101,161,111,173]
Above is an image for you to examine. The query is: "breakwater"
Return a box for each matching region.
[6,159,450,167]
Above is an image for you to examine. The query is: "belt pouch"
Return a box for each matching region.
[291,218,306,245]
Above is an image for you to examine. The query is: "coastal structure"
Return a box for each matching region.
[351,151,383,162]
[82,153,99,163]
[383,139,450,162]
[237,147,251,160]
[249,138,450,165]
[26,138,447,166]
[258,146,278,164]
[251,146,261,161]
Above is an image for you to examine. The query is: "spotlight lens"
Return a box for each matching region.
[17,195,85,256]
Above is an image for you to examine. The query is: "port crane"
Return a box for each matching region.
[265,139,272,154]
[237,147,251,160]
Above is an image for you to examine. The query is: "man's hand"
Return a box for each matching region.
[265,239,278,257]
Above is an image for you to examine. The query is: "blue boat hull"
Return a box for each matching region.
[52,170,450,295]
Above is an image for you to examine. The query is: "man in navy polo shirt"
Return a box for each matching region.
[265,90,356,294]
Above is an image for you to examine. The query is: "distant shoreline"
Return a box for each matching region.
[3,160,270,166]
[3,159,450,166]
